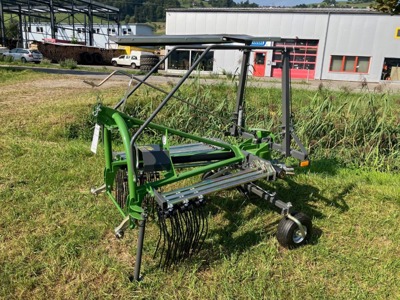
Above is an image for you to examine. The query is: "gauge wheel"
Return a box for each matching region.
[276,212,312,248]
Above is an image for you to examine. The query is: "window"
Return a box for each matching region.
[255,53,266,65]
[168,50,190,70]
[329,55,370,73]
[273,39,318,70]
[190,51,214,71]
[168,50,214,71]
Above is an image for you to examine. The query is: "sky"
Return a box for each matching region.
[249,0,322,6]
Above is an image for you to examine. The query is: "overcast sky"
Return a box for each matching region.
[249,0,322,6]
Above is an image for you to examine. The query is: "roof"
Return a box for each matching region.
[111,34,282,46]
[166,7,384,15]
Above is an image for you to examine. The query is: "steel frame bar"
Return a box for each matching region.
[0,0,119,47]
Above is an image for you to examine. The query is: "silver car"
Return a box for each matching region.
[3,48,43,64]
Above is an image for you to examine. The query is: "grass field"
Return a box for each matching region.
[0,69,399,299]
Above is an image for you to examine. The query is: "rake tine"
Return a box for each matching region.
[154,210,163,258]
[165,213,176,269]
[171,211,180,265]
[197,205,208,254]
[176,209,186,262]
[158,212,169,268]
[180,207,190,260]
[184,205,194,256]
[191,206,200,255]
[190,207,198,254]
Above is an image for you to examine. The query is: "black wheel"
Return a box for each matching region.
[92,52,103,64]
[112,61,117,67]
[80,52,93,64]
[131,62,137,69]
[140,65,157,73]
[140,57,159,65]
[21,57,27,63]
[276,212,312,248]
[114,168,128,209]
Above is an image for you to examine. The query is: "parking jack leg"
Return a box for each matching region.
[134,215,146,281]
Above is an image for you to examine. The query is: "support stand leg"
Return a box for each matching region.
[133,215,146,281]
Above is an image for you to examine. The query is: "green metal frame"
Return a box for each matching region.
[95,105,262,223]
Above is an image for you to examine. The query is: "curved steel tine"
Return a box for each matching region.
[164,215,175,269]
[198,206,208,253]
[153,210,164,259]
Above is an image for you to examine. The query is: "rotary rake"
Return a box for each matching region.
[87,35,312,280]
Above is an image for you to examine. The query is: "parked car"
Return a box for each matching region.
[2,48,43,64]
[111,53,141,68]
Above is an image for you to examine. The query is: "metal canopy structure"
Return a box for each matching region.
[111,34,283,46]
[0,0,119,47]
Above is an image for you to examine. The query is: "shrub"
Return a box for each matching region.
[0,55,14,63]
[59,59,77,69]
[40,58,52,66]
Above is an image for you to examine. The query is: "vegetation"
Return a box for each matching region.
[98,0,258,23]
[372,0,400,13]
[59,59,78,70]
[295,0,374,8]
[0,69,399,298]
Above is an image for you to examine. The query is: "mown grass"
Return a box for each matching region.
[0,69,399,299]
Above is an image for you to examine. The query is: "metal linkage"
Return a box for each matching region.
[154,197,208,269]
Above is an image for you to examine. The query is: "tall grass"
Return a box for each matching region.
[1,70,399,299]
[295,89,399,171]
[114,80,399,172]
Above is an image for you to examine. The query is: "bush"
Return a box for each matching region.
[0,55,14,63]
[40,58,52,66]
[59,59,77,69]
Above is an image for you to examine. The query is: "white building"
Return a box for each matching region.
[165,8,400,82]
[24,23,154,49]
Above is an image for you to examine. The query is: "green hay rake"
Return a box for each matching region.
[87,35,312,281]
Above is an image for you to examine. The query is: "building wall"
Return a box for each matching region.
[166,9,400,82]
[24,23,153,49]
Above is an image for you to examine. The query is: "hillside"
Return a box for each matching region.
[97,0,259,23]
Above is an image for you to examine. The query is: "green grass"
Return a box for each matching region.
[0,69,399,299]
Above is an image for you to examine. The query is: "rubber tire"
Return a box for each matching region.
[21,57,27,63]
[112,61,117,67]
[131,63,137,69]
[140,56,159,65]
[140,65,157,72]
[276,212,312,248]
[92,52,103,64]
[80,52,93,65]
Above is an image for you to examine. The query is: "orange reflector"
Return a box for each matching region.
[300,160,310,167]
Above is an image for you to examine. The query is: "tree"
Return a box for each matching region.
[372,0,400,14]
[322,0,337,6]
